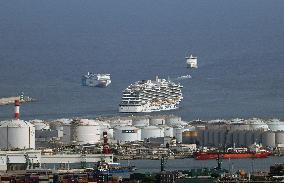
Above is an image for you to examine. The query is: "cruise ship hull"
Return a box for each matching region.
[119,104,178,113]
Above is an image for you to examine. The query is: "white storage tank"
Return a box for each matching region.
[141,126,164,140]
[109,117,132,127]
[208,130,214,146]
[62,123,71,144]
[149,116,165,126]
[267,119,284,131]
[29,119,50,131]
[163,126,174,137]
[114,126,141,142]
[165,115,182,126]
[218,130,226,146]
[71,119,101,145]
[213,130,220,147]
[262,131,276,147]
[238,131,246,147]
[0,120,35,149]
[98,121,113,139]
[132,117,149,127]
[245,131,255,147]
[275,131,284,145]
[232,131,240,147]
[225,132,233,147]
[253,131,262,144]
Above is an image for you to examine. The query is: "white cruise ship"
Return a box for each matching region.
[186,54,198,68]
[119,76,183,113]
[82,73,111,87]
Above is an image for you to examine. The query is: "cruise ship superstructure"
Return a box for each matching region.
[119,76,183,113]
[82,73,111,87]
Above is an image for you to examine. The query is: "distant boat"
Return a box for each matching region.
[185,54,198,68]
[82,72,111,87]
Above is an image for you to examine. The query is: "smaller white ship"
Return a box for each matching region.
[82,72,111,87]
[186,54,198,68]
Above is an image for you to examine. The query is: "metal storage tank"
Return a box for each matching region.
[275,131,284,145]
[165,115,182,126]
[267,119,284,131]
[238,131,246,147]
[132,117,150,127]
[246,118,269,131]
[0,120,35,149]
[232,131,240,147]
[245,131,255,147]
[182,131,198,144]
[208,130,214,146]
[213,130,220,147]
[197,130,204,146]
[62,123,71,144]
[30,119,50,131]
[108,117,132,127]
[149,116,165,126]
[218,130,226,146]
[253,131,262,144]
[203,130,209,146]
[230,123,250,131]
[163,126,174,137]
[225,132,233,147]
[262,131,276,147]
[98,122,113,138]
[141,126,164,140]
[70,119,101,145]
[113,126,141,142]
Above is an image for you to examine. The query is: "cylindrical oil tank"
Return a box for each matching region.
[208,130,214,146]
[238,131,246,147]
[163,126,174,137]
[132,117,149,127]
[108,117,132,127]
[165,115,182,126]
[173,127,184,143]
[0,120,35,149]
[62,123,71,144]
[98,122,113,139]
[245,131,255,147]
[70,119,101,145]
[29,119,50,131]
[275,131,284,145]
[232,131,240,147]
[182,131,198,144]
[230,123,250,131]
[218,130,226,146]
[262,131,276,147]
[113,126,141,142]
[225,132,233,147]
[149,116,165,126]
[141,126,164,139]
[253,131,262,144]
[267,119,284,131]
[197,130,204,146]
[203,130,209,146]
[213,131,220,147]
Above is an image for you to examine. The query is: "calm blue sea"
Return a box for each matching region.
[0,0,284,121]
